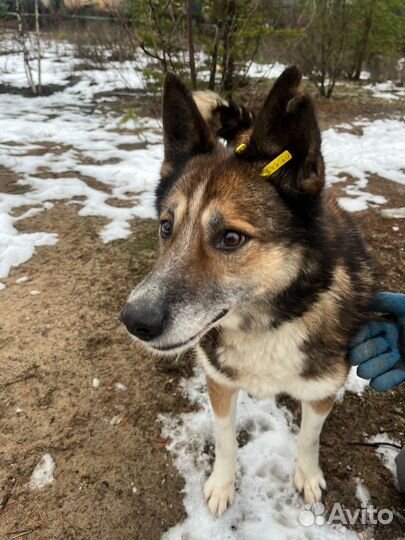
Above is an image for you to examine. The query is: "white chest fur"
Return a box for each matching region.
[197,314,344,402]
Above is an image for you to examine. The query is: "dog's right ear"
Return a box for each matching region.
[162,73,215,173]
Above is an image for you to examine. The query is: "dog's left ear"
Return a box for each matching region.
[162,73,215,173]
[243,66,324,198]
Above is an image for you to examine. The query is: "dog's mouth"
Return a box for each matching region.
[149,309,229,353]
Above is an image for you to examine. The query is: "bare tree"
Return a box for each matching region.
[15,0,42,95]
[298,0,350,97]
[122,0,186,75]
[34,0,42,93]
[16,0,36,94]
[208,22,220,90]
[204,0,269,95]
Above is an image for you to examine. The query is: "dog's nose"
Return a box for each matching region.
[119,303,165,341]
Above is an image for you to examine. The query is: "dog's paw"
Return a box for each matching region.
[204,473,235,516]
[294,465,326,504]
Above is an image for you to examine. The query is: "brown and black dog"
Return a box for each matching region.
[120,67,375,516]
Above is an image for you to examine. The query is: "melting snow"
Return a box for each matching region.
[343,368,370,396]
[368,433,401,485]
[381,207,405,219]
[247,61,287,79]
[1,36,404,282]
[322,118,405,211]
[15,275,29,283]
[0,36,161,284]
[29,453,56,490]
[365,81,405,101]
[355,478,370,505]
[161,369,359,540]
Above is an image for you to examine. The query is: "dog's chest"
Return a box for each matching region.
[198,317,340,402]
[223,322,307,397]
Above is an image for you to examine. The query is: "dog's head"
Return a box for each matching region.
[120,66,325,354]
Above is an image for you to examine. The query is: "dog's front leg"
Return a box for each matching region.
[294,398,334,504]
[204,375,238,516]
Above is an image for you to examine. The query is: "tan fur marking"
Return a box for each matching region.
[160,160,173,178]
[201,202,260,238]
[192,90,228,122]
[233,129,253,147]
[163,191,188,226]
[296,265,353,336]
[334,265,352,293]
[207,376,236,418]
[309,396,335,416]
[189,181,208,214]
[226,218,259,237]
[246,245,303,296]
[302,176,324,196]
[338,360,351,385]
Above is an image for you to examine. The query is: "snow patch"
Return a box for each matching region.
[161,368,358,540]
[29,453,56,490]
[381,207,405,219]
[368,434,401,485]
[1,35,404,277]
[247,61,287,79]
[322,118,405,212]
[338,198,369,212]
[0,35,160,279]
[110,414,124,426]
[355,478,370,505]
[343,368,370,396]
[365,81,405,100]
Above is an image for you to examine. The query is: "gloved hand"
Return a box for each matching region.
[349,292,405,392]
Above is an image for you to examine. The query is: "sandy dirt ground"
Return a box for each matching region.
[1,93,405,540]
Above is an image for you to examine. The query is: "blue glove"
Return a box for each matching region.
[350,292,405,392]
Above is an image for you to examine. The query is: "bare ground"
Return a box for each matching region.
[1,95,405,540]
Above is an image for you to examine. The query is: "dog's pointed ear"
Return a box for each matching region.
[162,73,215,171]
[244,66,325,198]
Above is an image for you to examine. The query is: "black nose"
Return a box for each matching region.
[119,302,165,342]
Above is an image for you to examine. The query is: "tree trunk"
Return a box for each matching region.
[35,0,42,94]
[353,1,375,80]
[221,0,237,95]
[208,24,220,91]
[16,0,36,95]
[186,0,197,89]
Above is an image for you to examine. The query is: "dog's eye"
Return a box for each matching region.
[217,230,247,251]
[160,220,173,238]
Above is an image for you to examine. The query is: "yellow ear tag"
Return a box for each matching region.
[260,150,292,177]
[235,143,247,154]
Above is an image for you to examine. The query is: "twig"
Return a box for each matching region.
[7,528,39,539]
[348,441,402,450]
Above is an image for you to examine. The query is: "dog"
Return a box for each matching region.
[119,66,375,516]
